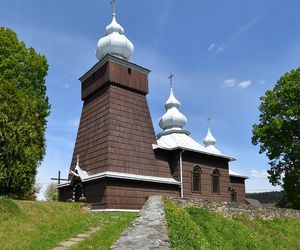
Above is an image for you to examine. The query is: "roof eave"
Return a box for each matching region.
[153,144,236,161]
[57,171,181,188]
[79,54,151,82]
[229,174,249,179]
[57,181,71,188]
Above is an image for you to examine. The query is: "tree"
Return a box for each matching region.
[0,27,50,198]
[252,67,300,209]
[44,183,58,201]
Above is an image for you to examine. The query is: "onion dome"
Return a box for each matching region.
[96,11,134,61]
[203,120,220,153]
[203,127,216,147]
[159,77,187,131]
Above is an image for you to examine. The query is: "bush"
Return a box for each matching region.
[79,196,87,203]
[44,183,58,201]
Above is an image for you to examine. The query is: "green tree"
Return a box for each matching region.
[0,27,50,198]
[252,67,300,209]
[44,183,58,201]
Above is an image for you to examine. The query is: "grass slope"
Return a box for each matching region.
[164,198,300,250]
[71,214,135,250]
[0,197,137,250]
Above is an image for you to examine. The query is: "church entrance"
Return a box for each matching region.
[231,189,237,202]
[73,181,84,202]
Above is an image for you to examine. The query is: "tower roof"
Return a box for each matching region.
[155,78,232,159]
[96,2,134,61]
[158,75,188,135]
[203,119,221,154]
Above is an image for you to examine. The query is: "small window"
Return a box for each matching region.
[128,68,132,75]
[212,169,220,193]
[192,166,201,193]
[231,189,237,202]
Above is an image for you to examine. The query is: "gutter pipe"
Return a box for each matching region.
[179,149,185,198]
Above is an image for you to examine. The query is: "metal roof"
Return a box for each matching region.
[154,132,235,161]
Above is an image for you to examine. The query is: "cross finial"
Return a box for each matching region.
[111,0,116,16]
[207,118,211,128]
[168,73,174,88]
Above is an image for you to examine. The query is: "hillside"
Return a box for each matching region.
[246,191,284,204]
[0,197,136,250]
[164,198,300,250]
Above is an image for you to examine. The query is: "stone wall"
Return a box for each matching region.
[171,197,300,220]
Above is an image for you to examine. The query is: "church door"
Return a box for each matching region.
[231,189,237,202]
[74,182,83,201]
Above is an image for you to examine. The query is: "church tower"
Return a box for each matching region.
[58,2,180,209]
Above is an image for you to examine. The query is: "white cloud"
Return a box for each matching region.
[222,79,252,89]
[208,43,224,53]
[223,79,236,88]
[251,169,268,178]
[216,46,224,52]
[231,15,261,41]
[238,80,252,88]
[258,79,267,84]
[208,43,216,51]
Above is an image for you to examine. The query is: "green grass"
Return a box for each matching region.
[0,196,21,219]
[71,213,136,250]
[164,199,209,250]
[0,197,137,250]
[164,198,300,250]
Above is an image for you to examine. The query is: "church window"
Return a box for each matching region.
[192,165,201,193]
[212,169,220,193]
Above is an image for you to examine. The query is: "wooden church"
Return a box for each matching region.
[58,5,248,210]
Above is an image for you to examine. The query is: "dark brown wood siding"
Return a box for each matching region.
[58,186,73,201]
[229,176,246,203]
[179,151,231,202]
[68,57,173,180]
[106,86,173,178]
[104,178,179,209]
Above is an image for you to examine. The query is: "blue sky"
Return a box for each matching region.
[1,0,300,198]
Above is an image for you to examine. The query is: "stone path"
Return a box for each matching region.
[111,195,171,250]
[52,226,101,250]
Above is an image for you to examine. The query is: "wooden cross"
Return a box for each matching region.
[51,170,68,185]
[111,0,116,15]
[168,73,174,88]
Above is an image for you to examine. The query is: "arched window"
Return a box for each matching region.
[212,169,220,193]
[192,166,201,193]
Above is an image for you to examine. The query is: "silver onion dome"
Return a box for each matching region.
[159,85,187,131]
[96,12,134,61]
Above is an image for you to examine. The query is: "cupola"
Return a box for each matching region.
[158,74,189,136]
[203,119,221,153]
[96,2,134,61]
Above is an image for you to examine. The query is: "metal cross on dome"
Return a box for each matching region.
[111,0,116,15]
[168,73,174,88]
[207,118,211,128]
